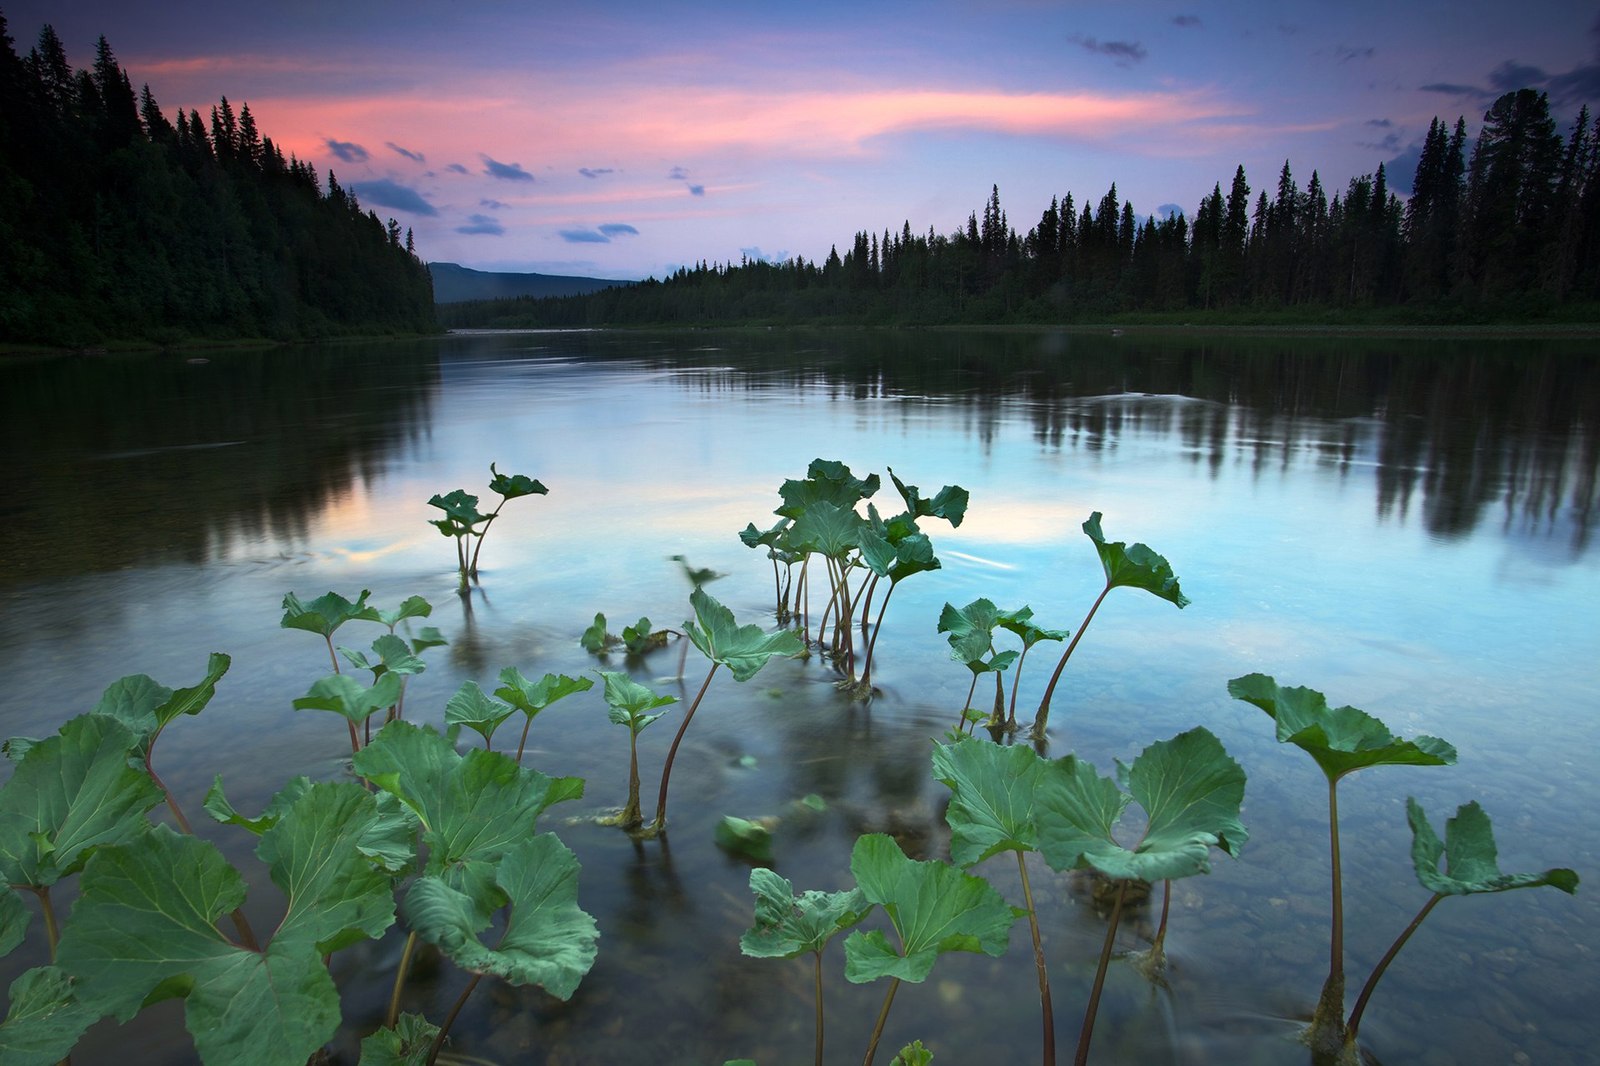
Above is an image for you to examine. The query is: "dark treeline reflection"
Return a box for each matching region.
[513,329,1598,555]
[0,342,440,582]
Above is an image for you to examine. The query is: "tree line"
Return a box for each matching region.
[0,15,436,348]
[443,87,1600,329]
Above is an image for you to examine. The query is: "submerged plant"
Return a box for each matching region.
[1034,726,1247,1066]
[1032,514,1188,741]
[495,668,594,763]
[428,463,548,591]
[596,670,677,830]
[740,868,873,1066]
[281,588,374,673]
[937,598,1016,731]
[1339,798,1578,1059]
[1227,673,1456,1056]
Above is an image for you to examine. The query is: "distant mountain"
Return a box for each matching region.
[427,262,635,303]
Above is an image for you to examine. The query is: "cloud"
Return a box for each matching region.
[1548,64,1600,105]
[1365,118,1393,128]
[579,167,615,179]
[386,141,424,163]
[741,246,786,263]
[668,166,689,180]
[1335,45,1375,63]
[347,179,438,216]
[456,214,504,236]
[560,228,611,243]
[483,156,534,181]
[1420,81,1493,100]
[1361,131,1403,153]
[1171,15,1201,28]
[1157,203,1184,219]
[1490,60,1548,90]
[1071,36,1147,65]
[480,198,508,210]
[324,138,368,163]
[445,163,469,174]
[598,223,639,237]
[688,183,705,196]
[1383,142,1425,196]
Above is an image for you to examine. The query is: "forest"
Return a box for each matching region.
[0,17,436,348]
[442,89,1600,329]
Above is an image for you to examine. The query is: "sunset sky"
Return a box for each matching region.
[7,1,1598,280]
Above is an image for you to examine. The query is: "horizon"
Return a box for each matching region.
[7,1,1597,281]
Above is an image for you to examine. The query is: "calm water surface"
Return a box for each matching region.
[1,329,1595,1065]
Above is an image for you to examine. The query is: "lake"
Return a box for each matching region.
[1,328,1595,1065]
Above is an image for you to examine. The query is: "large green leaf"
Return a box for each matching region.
[0,966,98,1065]
[1036,728,1246,882]
[356,594,433,630]
[340,634,426,679]
[933,736,1043,866]
[401,834,598,999]
[89,673,172,737]
[790,499,865,559]
[598,670,677,734]
[352,722,583,911]
[293,672,404,725]
[684,587,804,682]
[496,668,594,721]
[995,606,1069,650]
[1407,798,1579,897]
[443,681,516,746]
[0,714,162,889]
[55,826,346,1066]
[0,890,28,958]
[488,463,549,501]
[1081,512,1190,608]
[206,776,417,874]
[280,589,373,638]
[776,460,880,518]
[843,833,1016,984]
[426,489,485,528]
[740,868,873,959]
[937,598,1001,665]
[1227,673,1457,782]
[887,467,968,527]
[357,1013,440,1066]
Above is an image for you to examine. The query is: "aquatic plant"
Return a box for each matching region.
[428,463,548,591]
[494,668,594,762]
[647,587,803,836]
[596,670,677,830]
[1227,672,1455,1056]
[936,598,1017,731]
[1031,514,1188,741]
[740,868,873,1066]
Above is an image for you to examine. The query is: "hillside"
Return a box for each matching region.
[427,262,635,304]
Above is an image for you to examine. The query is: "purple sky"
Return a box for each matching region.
[8,1,1598,279]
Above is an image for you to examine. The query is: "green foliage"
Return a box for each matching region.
[294,673,404,727]
[0,966,98,1065]
[715,816,775,862]
[1227,673,1457,781]
[357,1012,440,1066]
[685,586,806,681]
[1082,511,1190,607]
[843,833,1017,984]
[599,671,677,735]
[443,681,516,748]
[932,735,1042,866]
[281,589,374,640]
[892,1041,934,1065]
[740,869,873,960]
[1407,798,1578,897]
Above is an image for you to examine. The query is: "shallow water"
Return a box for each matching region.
[1,329,1595,1064]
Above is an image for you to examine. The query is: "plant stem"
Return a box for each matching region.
[814,950,827,1066]
[1033,583,1111,740]
[1007,643,1034,728]
[386,930,419,1028]
[323,636,341,675]
[515,715,532,763]
[1304,775,1349,1055]
[620,732,643,829]
[34,886,59,962]
[960,673,979,730]
[650,663,720,834]
[859,583,897,686]
[1152,879,1171,957]
[1075,879,1128,1066]
[426,972,483,1065]
[1346,892,1443,1041]
[861,977,901,1066]
[1018,851,1056,1066]
[1328,777,1344,978]
[468,499,508,577]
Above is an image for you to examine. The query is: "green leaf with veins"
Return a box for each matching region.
[280,589,373,638]
[90,673,172,737]
[401,834,597,999]
[1036,727,1247,882]
[293,672,404,725]
[410,626,448,653]
[1227,673,1456,782]
[995,606,1069,650]
[341,634,426,679]
[56,813,390,1066]
[739,868,872,959]
[843,833,1016,984]
[444,681,516,746]
[496,668,594,722]
[426,489,484,529]
[206,776,417,874]
[888,467,968,527]
[1082,512,1190,608]
[352,722,582,910]
[599,671,676,734]
[0,714,162,889]
[1407,798,1579,897]
[356,594,433,630]
[937,598,1002,665]
[0,966,98,1065]
[0,890,29,958]
[933,735,1044,867]
[358,1012,440,1066]
[685,587,805,682]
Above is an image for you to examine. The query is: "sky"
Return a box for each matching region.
[7,1,1600,280]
